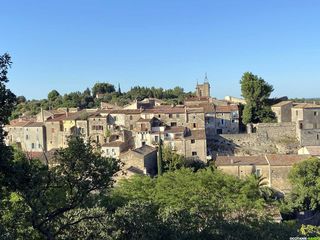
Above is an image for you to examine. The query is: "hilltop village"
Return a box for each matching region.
[5,79,320,193]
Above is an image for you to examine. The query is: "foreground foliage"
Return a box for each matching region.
[111,168,297,239]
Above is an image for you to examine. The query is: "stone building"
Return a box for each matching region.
[5,119,31,149]
[23,122,47,152]
[216,154,310,193]
[196,75,211,98]
[120,145,158,177]
[101,141,127,159]
[292,103,320,146]
[271,101,293,123]
[207,105,239,136]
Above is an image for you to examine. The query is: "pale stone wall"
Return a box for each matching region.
[300,129,320,146]
[270,166,293,193]
[23,126,46,152]
[45,122,64,150]
[210,122,299,157]
[217,165,270,184]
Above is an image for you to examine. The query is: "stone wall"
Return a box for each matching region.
[209,122,299,157]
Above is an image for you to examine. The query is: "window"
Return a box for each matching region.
[169,114,173,118]
[217,129,222,134]
[142,141,146,146]
[51,128,55,133]
[96,136,99,143]
[130,125,133,130]
[155,136,159,142]
[130,115,133,120]
[315,112,318,116]
[299,123,303,129]
[296,111,298,116]
[193,123,197,128]
[158,114,161,118]
[221,119,224,125]
[317,134,319,140]
[171,122,177,127]
[26,135,29,140]
[31,143,35,149]
[192,151,197,156]
[176,114,180,118]
[191,139,195,144]
[114,116,117,121]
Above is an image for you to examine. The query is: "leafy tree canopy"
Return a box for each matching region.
[240,72,275,124]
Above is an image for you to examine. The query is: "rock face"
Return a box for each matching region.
[209,122,300,158]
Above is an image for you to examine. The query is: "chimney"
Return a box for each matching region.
[40,108,44,122]
[66,108,69,117]
[230,158,234,164]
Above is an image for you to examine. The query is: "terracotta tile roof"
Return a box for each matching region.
[215,105,239,113]
[216,155,268,166]
[136,118,153,123]
[293,103,320,109]
[8,119,32,127]
[132,145,157,155]
[144,106,186,114]
[302,146,320,156]
[46,113,68,122]
[184,129,206,140]
[25,122,44,127]
[272,101,293,108]
[101,141,125,148]
[216,154,311,167]
[164,126,186,133]
[266,154,310,166]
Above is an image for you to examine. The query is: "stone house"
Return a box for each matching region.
[23,122,47,152]
[88,112,110,144]
[120,145,158,177]
[204,104,239,138]
[216,154,310,193]
[5,119,31,149]
[292,103,320,146]
[271,101,293,123]
[101,141,127,159]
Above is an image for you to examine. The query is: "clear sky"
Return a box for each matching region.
[1,0,320,100]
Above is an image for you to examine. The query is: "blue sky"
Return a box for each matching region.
[1,0,320,100]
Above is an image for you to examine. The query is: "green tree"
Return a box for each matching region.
[111,168,294,239]
[240,72,275,124]
[47,90,60,102]
[1,137,121,239]
[287,157,320,211]
[0,53,16,180]
[92,82,115,96]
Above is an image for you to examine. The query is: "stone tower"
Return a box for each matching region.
[196,73,211,97]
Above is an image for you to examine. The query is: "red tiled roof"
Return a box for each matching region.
[266,154,310,166]
[215,105,239,113]
[216,155,268,166]
[293,103,320,109]
[216,154,311,167]
[272,101,293,108]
